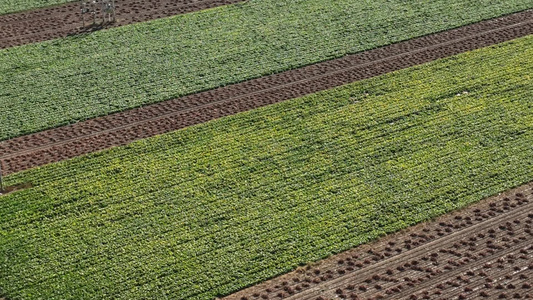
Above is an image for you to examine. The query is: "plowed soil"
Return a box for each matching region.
[0,10,531,175]
[224,182,533,300]
[0,0,245,49]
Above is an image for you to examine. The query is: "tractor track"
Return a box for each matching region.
[285,203,533,300]
[0,10,531,175]
[224,182,533,300]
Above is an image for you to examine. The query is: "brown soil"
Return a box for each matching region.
[0,182,32,196]
[0,10,531,175]
[223,182,533,300]
[0,0,246,49]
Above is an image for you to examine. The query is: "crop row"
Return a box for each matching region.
[0,0,75,15]
[1,0,532,140]
[1,36,533,299]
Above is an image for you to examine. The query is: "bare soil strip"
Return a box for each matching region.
[224,182,533,300]
[0,11,531,175]
[0,0,245,49]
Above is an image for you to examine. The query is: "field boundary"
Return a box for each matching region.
[224,182,533,300]
[0,10,532,175]
[0,0,246,49]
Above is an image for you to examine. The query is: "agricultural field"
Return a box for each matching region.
[2,9,530,176]
[0,0,74,15]
[1,34,532,300]
[226,183,533,299]
[1,0,532,140]
[0,0,247,49]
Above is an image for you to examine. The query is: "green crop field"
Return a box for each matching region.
[1,0,531,141]
[0,0,75,15]
[1,36,532,300]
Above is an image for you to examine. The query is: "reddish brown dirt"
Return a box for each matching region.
[0,10,532,175]
[0,0,245,49]
[223,182,533,300]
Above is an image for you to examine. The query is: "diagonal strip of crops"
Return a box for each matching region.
[1,0,532,141]
[1,35,532,299]
[0,0,76,15]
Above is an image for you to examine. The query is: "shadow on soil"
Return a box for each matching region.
[0,182,33,196]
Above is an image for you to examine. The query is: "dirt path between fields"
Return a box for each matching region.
[0,0,245,49]
[0,10,531,175]
[224,182,533,300]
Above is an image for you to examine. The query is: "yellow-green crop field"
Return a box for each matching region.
[1,35,532,299]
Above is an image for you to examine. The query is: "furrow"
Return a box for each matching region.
[1,11,531,174]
